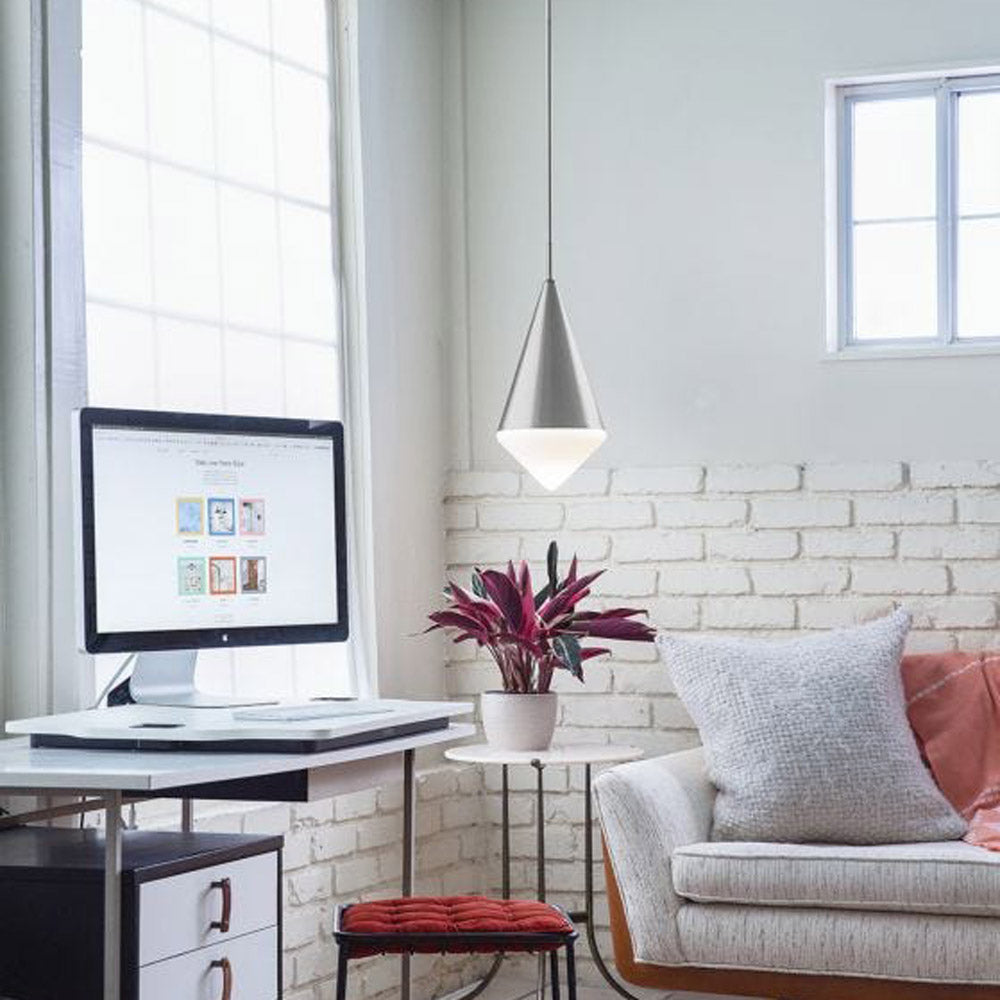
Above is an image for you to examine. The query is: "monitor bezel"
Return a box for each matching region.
[77,407,349,654]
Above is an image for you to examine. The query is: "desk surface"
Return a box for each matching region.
[0,723,476,793]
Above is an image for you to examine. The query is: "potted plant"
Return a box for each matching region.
[427,541,655,751]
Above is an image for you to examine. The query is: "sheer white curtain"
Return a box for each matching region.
[0,0,89,723]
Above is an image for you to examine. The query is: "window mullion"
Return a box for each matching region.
[839,94,855,348]
[936,86,958,343]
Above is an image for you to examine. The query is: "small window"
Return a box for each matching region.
[829,71,1000,352]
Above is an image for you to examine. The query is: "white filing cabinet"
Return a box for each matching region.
[0,828,283,1000]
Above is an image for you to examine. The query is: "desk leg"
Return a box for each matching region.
[103,790,122,1000]
[401,748,415,1000]
[180,798,193,833]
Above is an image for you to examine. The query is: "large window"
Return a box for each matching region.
[830,71,1000,352]
[81,0,352,698]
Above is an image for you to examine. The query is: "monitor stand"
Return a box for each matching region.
[128,651,277,709]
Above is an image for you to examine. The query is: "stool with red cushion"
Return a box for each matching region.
[333,895,578,999]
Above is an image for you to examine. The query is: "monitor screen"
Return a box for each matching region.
[76,408,348,653]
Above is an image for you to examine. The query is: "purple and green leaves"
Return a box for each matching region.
[427,540,655,694]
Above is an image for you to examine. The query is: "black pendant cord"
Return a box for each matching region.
[546,0,553,282]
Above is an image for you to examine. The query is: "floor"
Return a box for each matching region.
[479,979,658,1000]
[480,971,744,1000]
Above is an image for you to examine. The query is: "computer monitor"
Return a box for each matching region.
[73,407,348,707]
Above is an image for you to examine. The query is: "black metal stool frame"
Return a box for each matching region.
[332,902,578,1000]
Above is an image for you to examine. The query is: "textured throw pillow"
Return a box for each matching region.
[659,610,967,844]
[903,651,1000,851]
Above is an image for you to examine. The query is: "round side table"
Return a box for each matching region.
[445,743,644,1000]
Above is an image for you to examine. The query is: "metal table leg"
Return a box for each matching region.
[532,759,546,902]
[582,763,642,1000]
[180,798,193,833]
[448,765,508,1000]
[502,763,510,898]
[401,748,416,1000]
[532,759,546,999]
[104,790,122,1000]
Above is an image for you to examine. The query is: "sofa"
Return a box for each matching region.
[596,747,1000,999]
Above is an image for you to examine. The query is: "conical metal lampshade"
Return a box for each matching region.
[496,0,606,491]
[496,278,606,491]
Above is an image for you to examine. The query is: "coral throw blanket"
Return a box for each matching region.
[903,652,1000,850]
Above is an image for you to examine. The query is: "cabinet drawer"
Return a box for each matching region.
[139,852,277,966]
[139,927,277,1000]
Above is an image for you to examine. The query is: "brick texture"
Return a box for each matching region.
[132,459,1000,1000]
[441,459,1000,986]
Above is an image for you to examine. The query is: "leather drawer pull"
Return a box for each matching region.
[210,877,232,933]
[210,957,232,1000]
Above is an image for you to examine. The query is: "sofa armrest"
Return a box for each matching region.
[594,747,714,966]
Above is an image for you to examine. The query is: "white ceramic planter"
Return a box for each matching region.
[481,691,558,751]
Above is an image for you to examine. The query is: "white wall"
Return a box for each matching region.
[358,0,450,697]
[453,0,1000,469]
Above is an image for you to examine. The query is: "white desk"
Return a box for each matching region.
[0,720,475,1000]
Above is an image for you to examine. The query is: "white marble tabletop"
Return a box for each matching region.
[445,742,643,767]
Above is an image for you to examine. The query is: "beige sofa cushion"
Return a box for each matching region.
[673,839,1000,917]
[678,904,1000,984]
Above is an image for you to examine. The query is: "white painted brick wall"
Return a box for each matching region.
[707,530,799,560]
[659,563,750,595]
[521,532,611,561]
[752,496,851,528]
[854,493,955,525]
[443,502,477,531]
[910,461,1000,489]
[804,462,905,492]
[750,562,849,595]
[612,466,703,494]
[801,528,895,558]
[702,595,797,628]
[566,499,654,529]
[657,498,747,527]
[706,463,801,493]
[951,563,1000,593]
[899,526,1000,559]
[447,471,520,497]
[615,529,704,562]
[444,459,1000,653]
[441,460,1000,987]
[133,458,1000,1000]
[478,501,564,531]
[590,566,658,597]
[958,495,1000,523]
[852,563,950,595]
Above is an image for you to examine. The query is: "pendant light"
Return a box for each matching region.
[496,0,606,492]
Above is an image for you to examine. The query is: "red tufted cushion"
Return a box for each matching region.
[337,896,574,955]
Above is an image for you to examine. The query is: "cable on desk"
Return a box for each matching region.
[91,652,137,709]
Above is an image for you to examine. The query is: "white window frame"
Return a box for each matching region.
[826,66,1000,358]
[23,0,379,711]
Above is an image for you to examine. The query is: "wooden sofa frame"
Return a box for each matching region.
[603,844,1000,1000]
